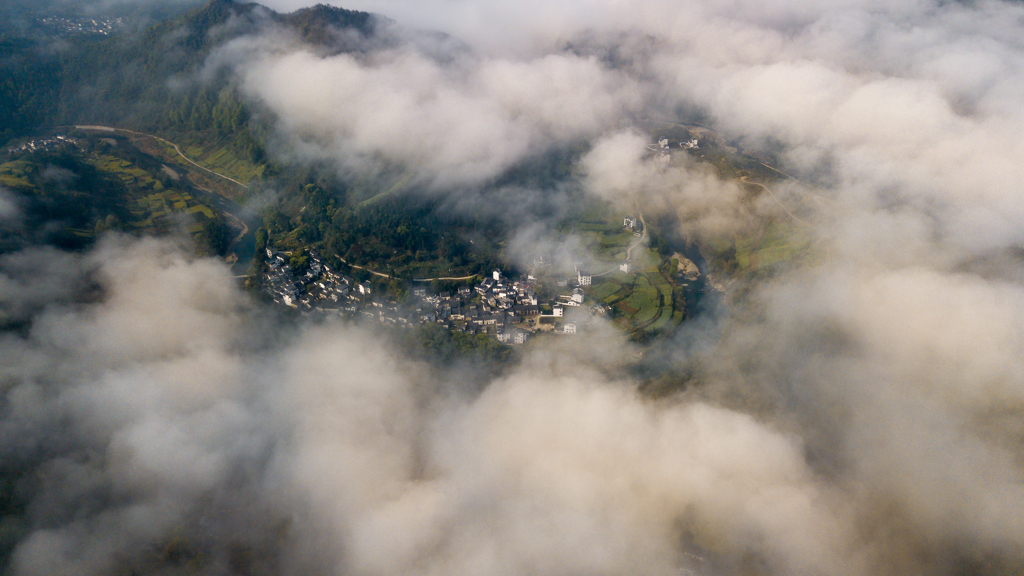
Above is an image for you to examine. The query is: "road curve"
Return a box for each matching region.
[411,275,479,282]
[337,256,478,282]
[74,125,249,190]
[593,199,649,277]
[625,200,648,262]
[740,176,805,224]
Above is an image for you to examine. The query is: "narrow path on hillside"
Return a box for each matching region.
[337,256,393,279]
[593,200,648,277]
[74,125,249,190]
[412,275,479,282]
[625,200,648,261]
[337,256,477,282]
[740,176,806,225]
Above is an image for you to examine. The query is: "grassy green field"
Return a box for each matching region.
[593,280,622,300]
[599,231,635,246]
[0,160,34,188]
[357,173,414,208]
[649,309,674,331]
[732,220,812,271]
[568,201,644,272]
[590,265,680,334]
[166,135,266,185]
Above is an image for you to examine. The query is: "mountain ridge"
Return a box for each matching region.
[0,0,383,144]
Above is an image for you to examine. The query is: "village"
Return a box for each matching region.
[5,135,81,156]
[259,245,615,345]
[37,16,124,36]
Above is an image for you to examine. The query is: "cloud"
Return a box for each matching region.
[3,228,1021,575]
[211,32,644,189]
[0,237,862,575]
[240,0,1024,238]
[0,187,22,223]
[697,259,1024,568]
[214,0,1024,257]
[580,131,766,241]
[209,4,1024,570]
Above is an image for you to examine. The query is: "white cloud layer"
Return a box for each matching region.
[222,0,1024,253]
[0,238,862,575]
[212,33,645,188]
[2,232,1019,574]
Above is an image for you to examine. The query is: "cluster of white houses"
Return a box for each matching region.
[6,135,80,155]
[264,248,371,308]
[650,137,699,167]
[261,253,581,344]
[38,16,124,36]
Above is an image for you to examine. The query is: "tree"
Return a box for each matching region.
[352,268,370,283]
[198,213,231,255]
[289,251,309,273]
[254,228,268,252]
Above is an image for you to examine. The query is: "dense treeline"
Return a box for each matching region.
[0,40,62,144]
[47,2,267,141]
[0,0,378,148]
[280,3,380,46]
[260,178,505,278]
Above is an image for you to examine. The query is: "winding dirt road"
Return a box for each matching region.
[593,200,648,278]
[74,125,249,190]
[337,256,478,282]
[76,126,487,283]
[740,176,806,224]
[624,201,648,261]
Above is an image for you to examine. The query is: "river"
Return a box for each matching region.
[187,186,259,276]
[664,234,722,320]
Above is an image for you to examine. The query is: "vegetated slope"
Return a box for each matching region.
[0,138,232,256]
[279,2,380,45]
[0,0,382,145]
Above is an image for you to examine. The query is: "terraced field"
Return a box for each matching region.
[93,156,160,190]
[174,135,266,185]
[86,154,219,235]
[129,190,213,234]
[591,266,682,334]
[0,160,34,188]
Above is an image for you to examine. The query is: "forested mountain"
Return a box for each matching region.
[0,0,382,145]
[0,0,535,290]
[0,0,685,312]
[0,0,395,265]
